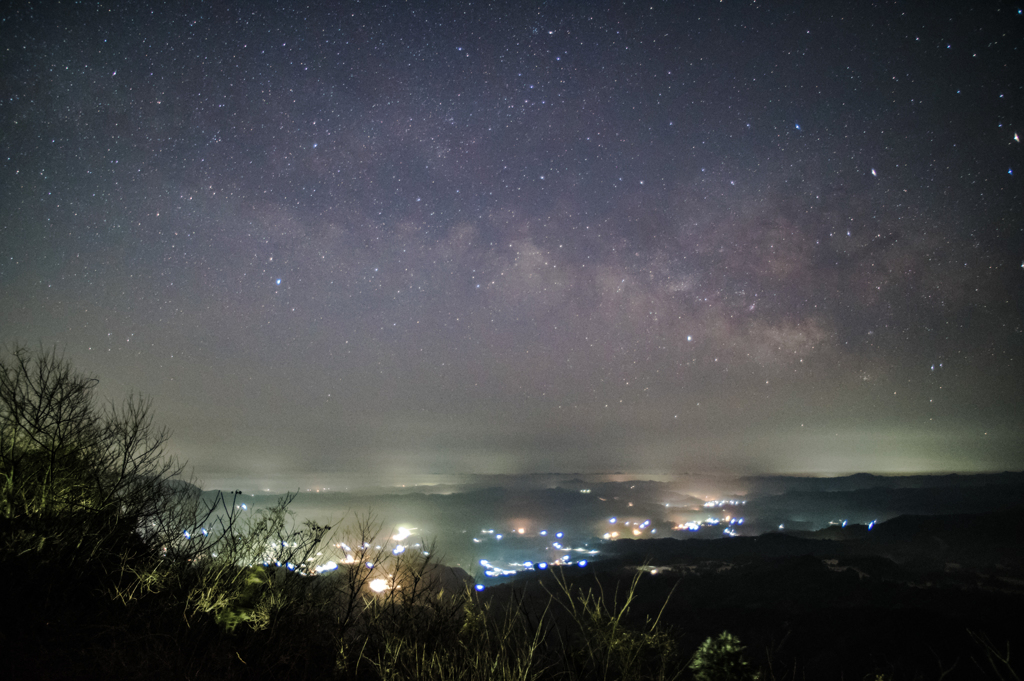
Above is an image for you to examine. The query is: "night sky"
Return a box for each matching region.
[2,1,1022,481]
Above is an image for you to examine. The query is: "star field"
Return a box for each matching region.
[1,1,1022,479]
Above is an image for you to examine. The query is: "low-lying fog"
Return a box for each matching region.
[196,472,1024,578]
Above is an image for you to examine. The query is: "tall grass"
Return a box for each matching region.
[347,559,684,681]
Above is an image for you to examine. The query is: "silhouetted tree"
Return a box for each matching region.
[0,344,180,576]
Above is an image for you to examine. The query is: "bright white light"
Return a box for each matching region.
[393,544,406,554]
[392,527,414,541]
[369,579,389,592]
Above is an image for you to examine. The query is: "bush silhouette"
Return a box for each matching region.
[688,631,760,681]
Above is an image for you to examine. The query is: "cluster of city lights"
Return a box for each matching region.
[474,525,597,578]
[672,516,744,534]
[674,499,747,536]
[602,516,658,540]
[703,499,746,508]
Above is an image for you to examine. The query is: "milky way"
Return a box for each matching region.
[2,1,1021,479]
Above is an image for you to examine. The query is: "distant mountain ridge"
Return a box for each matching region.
[740,471,1024,495]
[597,506,1024,578]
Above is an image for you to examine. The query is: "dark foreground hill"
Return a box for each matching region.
[481,508,1024,680]
[6,507,1021,680]
[602,506,1024,576]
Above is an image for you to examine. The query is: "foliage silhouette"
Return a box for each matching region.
[688,631,760,681]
